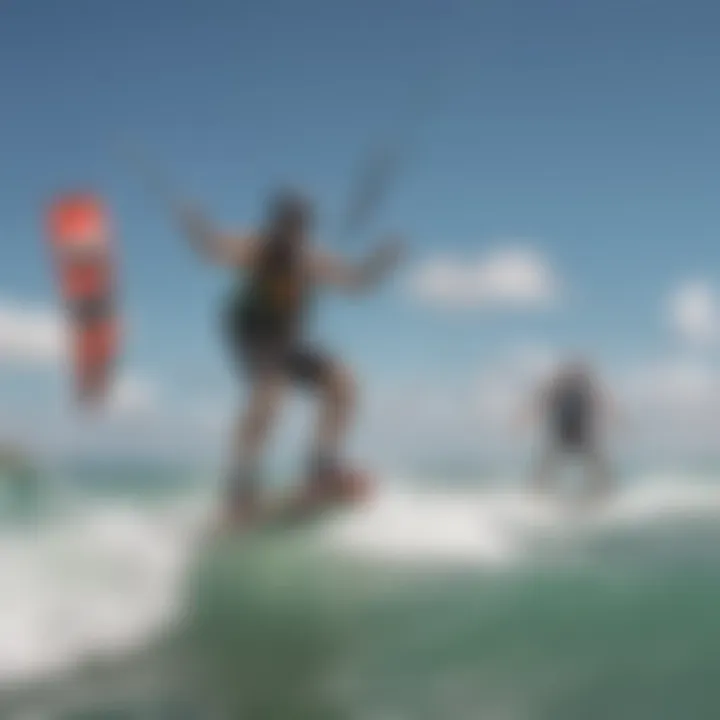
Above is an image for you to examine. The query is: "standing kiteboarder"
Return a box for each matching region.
[179,190,403,527]
[523,358,615,503]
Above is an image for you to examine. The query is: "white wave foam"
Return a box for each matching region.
[588,476,720,527]
[0,496,208,688]
[325,481,561,567]
[325,474,720,566]
[4,472,720,686]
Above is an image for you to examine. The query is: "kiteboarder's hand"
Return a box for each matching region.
[313,238,405,291]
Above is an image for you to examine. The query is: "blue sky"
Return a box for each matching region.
[2,0,720,463]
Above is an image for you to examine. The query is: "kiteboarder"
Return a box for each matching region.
[524,358,614,503]
[179,190,403,526]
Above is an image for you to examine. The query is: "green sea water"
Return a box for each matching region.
[2,469,720,719]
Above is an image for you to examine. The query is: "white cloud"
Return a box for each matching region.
[0,300,66,364]
[0,299,162,417]
[0,296,224,457]
[666,281,718,346]
[621,357,720,416]
[409,247,559,310]
[107,375,159,416]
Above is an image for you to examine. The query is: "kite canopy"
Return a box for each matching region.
[46,194,119,405]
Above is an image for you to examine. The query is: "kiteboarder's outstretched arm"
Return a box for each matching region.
[311,238,404,291]
[177,204,258,267]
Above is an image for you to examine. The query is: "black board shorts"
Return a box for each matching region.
[245,342,331,386]
[551,410,599,453]
[556,422,588,451]
[226,329,332,387]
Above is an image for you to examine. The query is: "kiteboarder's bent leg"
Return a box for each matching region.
[313,361,357,475]
[224,373,285,523]
[583,444,612,504]
[532,443,558,496]
[286,349,365,503]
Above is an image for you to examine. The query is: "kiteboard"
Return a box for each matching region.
[211,468,376,538]
[45,194,119,404]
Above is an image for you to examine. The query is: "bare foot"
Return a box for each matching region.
[210,497,261,537]
[304,467,374,507]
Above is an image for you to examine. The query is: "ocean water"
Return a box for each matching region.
[1,466,720,719]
